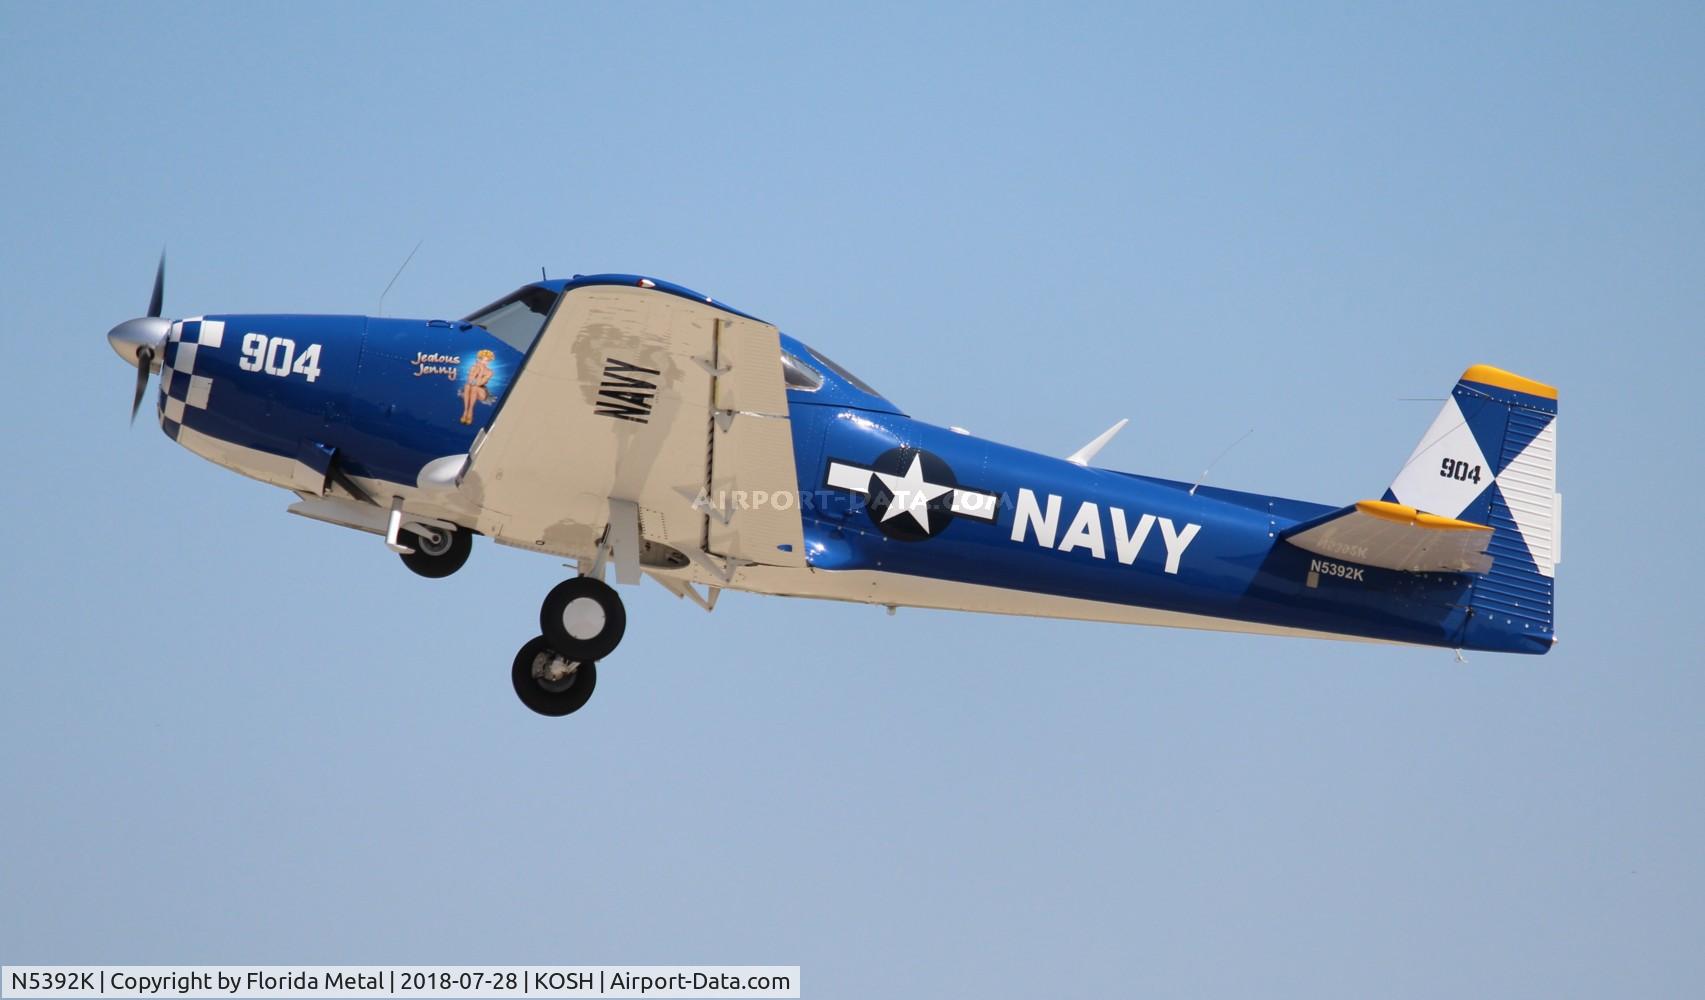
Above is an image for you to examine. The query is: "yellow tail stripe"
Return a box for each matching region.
[1461,364,1558,400]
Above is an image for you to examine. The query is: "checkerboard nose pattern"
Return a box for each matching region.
[157,318,224,441]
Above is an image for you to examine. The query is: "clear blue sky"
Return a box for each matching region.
[3,3,1701,996]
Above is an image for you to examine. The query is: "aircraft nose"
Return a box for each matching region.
[107,315,171,367]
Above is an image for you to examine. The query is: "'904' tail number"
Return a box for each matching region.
[1440,458,1483,484]
[239,333,323,383]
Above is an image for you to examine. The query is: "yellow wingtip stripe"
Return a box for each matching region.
[1460,364,1558,400]
[1354,500,1493,532]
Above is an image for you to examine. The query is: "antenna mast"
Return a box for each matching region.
[377,239,424,317]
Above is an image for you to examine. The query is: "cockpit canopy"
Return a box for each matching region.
[461,285,561,353]
[462,280,899,413]
[778,335,897,413]
[780,345,883,397]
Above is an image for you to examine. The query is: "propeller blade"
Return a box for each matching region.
[147,250,165,318]
[130,346,154,424]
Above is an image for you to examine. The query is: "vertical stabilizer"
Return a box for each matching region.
[1384,365,1558,652]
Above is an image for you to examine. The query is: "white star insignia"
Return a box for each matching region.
[824,456,999,532]
[873,454,955,532]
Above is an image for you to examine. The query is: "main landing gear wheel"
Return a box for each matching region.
[399,526,471,578]
[512,636,597,716]
[539,576,626,662]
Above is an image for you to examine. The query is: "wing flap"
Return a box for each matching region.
[708,415,806,564]
[1281,499,1494,574]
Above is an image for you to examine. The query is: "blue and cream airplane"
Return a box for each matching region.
[108,258,1560,716]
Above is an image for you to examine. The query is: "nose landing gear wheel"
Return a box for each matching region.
[512,635,597,716]
[399,526,471,578]
[540,576,626,662]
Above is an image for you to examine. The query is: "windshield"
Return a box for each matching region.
[808,347,883,397]
[461,285,562,353]
[781,349,824,391]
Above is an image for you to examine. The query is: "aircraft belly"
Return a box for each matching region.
[170,421,299,488]
[785,517,1472,649]
[723,563,1393,645]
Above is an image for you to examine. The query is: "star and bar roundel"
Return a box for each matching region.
[825,447,999,541]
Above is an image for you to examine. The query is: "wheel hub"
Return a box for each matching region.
[562,596,607,640]
[415,529,451,556]
[532,652,580,692]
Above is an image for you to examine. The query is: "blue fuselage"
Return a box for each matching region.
[784,400,1505,651]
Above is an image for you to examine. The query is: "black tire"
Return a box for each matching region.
[539,576,626,662]
[399,526,471,578]
[511,636,597,717]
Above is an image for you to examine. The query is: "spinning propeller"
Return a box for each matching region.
[106,252,173,424]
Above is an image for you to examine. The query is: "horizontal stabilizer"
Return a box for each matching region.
[1280,500,1493,574]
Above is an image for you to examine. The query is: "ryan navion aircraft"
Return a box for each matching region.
[108,259,1560,716]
